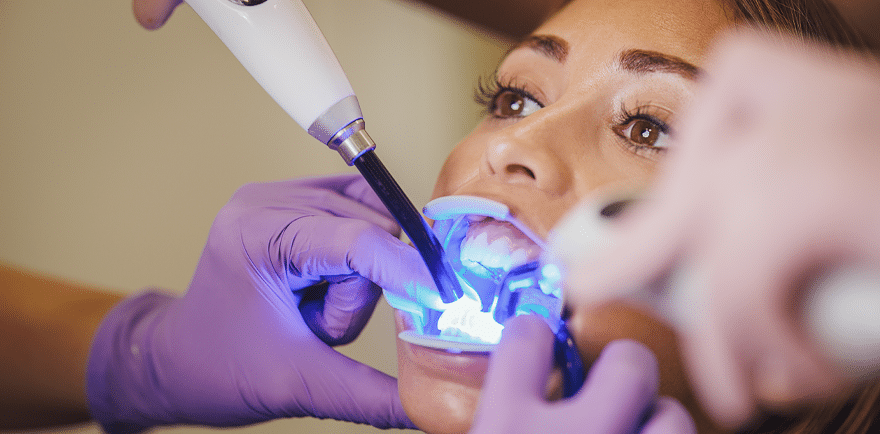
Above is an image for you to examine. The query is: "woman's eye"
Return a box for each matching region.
[493,90,541,118]
[617,117,670,149]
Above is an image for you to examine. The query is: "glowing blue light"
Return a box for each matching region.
[541,262,562,281]
[437,297,504,344]
[516,303,551,319]
[507,277,535,292]
[538,263,563,297]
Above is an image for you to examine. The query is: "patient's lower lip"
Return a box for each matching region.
[396,311,489,382]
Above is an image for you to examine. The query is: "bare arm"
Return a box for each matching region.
[0,263,123,429]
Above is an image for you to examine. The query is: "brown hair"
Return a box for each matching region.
[721,4,879,430]
[725,0,875,51]
[742,380,880,434]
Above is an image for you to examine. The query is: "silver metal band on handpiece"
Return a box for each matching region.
[327,120,376,165]
[308,95,363,144]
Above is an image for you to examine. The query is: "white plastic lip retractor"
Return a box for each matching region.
[396,196,549,353]
[423,195,547,250]
[397,331,496,353]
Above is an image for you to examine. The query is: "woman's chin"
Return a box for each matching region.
[393,309,566,434]
[394,309,487,434]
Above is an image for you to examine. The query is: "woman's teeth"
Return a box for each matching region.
[459,220,542,279]
[437,297,504,344]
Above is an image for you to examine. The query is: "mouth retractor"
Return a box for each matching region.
[396,196,563,352]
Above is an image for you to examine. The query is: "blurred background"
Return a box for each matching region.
[0,0,508,432]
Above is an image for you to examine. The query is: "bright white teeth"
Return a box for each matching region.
[459,219,541,278]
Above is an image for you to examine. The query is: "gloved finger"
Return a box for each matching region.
[575,339,660,432]
[302,189,399,235]
[341,174,396,220]
[293,344,416,429]
[680,318,753,429]
[233,180,399,236]
[286,217,442,309]
[486,315,556,400]
[552,193,693,318]
[286,174,396,223]
[640,397,697,434]
[469,315,555,434]
[132,0,183,30]
[687,214,836,426]
[299,276,382,346]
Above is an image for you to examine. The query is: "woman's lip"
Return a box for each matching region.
[395,310,490,384]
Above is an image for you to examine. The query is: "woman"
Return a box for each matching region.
[388,0,879,433]
[4,0,875,432]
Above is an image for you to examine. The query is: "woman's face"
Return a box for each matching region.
[395,0,732,432]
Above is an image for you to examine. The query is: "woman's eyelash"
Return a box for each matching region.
[613,103,674,157]
[474,75,542,116]
[473,75,500,110]
[615,104,671,135]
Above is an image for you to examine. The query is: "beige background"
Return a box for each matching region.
[0,0,508,433]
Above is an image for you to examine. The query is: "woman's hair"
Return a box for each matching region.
[743,380,880,434]
[711,2,878,432]
[726,0,875,51]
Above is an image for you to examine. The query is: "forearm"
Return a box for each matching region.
[0,263,123,429]
[409,0,569,39]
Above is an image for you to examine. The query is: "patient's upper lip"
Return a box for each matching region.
[424,194,547,249]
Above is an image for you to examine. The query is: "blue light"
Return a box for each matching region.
[507,277,535,292]
[541,262,562,281]
[437,297,504,344]
[516,303,551,319]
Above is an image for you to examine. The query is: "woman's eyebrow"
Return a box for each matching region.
[618,49,700,80]
[515,35,569,63]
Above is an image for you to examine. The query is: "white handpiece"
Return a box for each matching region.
[183,0,466,304]
[185,0,367,153]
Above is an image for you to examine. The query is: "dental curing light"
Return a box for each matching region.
[184,0,463,303]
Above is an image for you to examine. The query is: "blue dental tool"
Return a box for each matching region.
[493,261,586,398]
[183,0,463,303]
[407,195,587,397]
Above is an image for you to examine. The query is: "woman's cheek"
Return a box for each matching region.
[431,128,494,199]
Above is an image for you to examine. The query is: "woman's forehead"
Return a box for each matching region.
[532,0,731,67]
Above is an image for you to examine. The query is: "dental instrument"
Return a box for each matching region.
[183,0,462,303]
[546,194,880,378]
[397,195,586,397]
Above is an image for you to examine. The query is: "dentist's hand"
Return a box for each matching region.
[133,0,182,30]
[469,315,696,434]
[87,174,431,432]
[554,31,880,429]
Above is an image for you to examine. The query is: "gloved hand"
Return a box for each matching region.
[469,315,696,434]
[552,31,880,429]
[87,174,435,432]
[132,0,182,30]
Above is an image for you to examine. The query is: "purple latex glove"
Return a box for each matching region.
[470,315,696,434]
[87,174,435,433]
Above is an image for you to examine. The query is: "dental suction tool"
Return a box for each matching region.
[184,0,463,303]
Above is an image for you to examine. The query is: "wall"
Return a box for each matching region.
[0,0,508,432]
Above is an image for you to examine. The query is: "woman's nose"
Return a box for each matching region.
[482,108,575,195]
